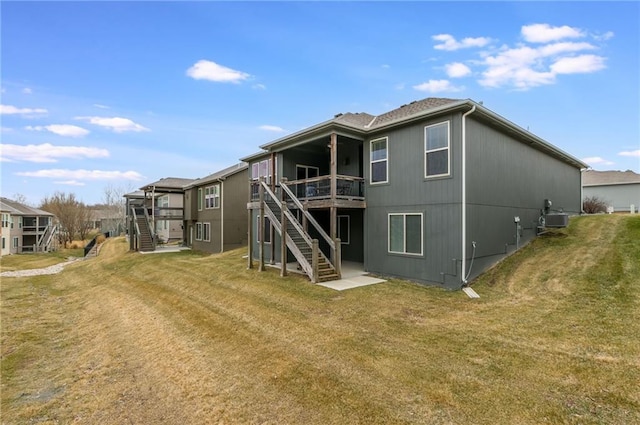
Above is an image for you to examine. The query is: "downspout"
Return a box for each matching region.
[461,104,476,286]
[220,179,224,253]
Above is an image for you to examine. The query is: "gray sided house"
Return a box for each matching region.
[183,163,249,253]
[127,177,195,252]
[244,97,586,289]
[0,197,57,255]
[582,170,640,213]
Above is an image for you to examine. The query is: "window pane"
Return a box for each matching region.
[252,163,259,180]
[426,123,448,150]
[371,161,387,183]
[371,139,387,161]
[405,215,422,254]
[426,150,448,176]
[389,215,404,252]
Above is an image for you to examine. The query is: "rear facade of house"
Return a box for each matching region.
[0,197,57,255]
[184,163,249,253]
[244,98,585,289]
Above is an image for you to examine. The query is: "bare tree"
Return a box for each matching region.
[12,193,30,206]
[101,183,132,235]
[583,196,608,214]
[40,192,91,246]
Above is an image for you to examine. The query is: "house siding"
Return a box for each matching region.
[583,184,640,212]
[364,113,463,288]
[222,170,250,250]
[463,117,583,281]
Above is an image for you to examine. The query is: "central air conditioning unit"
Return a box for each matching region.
[544,213,569,228]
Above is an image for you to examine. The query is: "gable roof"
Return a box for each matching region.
[184,162,248,189]
[583,170,640,186]
[243,97,587,169]
[0,197,54,216]
[139,177,195,193]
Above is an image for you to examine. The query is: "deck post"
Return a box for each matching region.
[281,202,288,277]
[334,237,342,279]
[258,177,265,272]
[247,177,253,269]
[312,239,319,283]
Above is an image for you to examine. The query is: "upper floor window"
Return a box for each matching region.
[157,195,169,208]
[205,185,220,209]
[197,188,203,211]
[425,121,450,178]
[252,158,276,184]
[370,137,388,184]
[1,214,9,228]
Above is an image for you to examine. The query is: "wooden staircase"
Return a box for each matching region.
[134,208,155,252]
[260,182,340,283]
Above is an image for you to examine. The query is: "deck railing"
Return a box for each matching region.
[251,175,364,202]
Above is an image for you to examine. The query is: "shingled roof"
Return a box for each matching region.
[583,170,640,186]
[185,162,248,188]
[0,197,54,216]
[369,97,461,128]
[139,177,195,192]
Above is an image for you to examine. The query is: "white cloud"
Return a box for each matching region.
[1,127,13,132]
[445,62,472,78]
[186,60,250,83]
[395,83,406,90]
[54,180,86,186]
[22,87,33,94]
[76,116,149,133]
[25,124,90,138]
[479,42,605,89]
[0,104,48,115]
[433,34,491,51]
[0,143,109,163]
[550,55,606,74]
[618,149,640,157]
[259,125,286,132]
[16,169,144,181]
[381,64,391,69]
[522,24,585,43]
[582,156,615,166]
[93,103,110,109]
[413,79,464,93]
[594,31,615,41]
[252,83,267,90]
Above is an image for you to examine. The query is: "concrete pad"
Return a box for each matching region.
[318,275,386,291]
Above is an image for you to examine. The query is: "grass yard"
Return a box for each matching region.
[0,248,83,273]
[1,214,639,424]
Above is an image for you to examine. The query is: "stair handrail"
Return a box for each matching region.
[260,181,313,248]
[279,181,336,251]
[142,207,157,250]
[131,207,142,250]
[43,224,58,251]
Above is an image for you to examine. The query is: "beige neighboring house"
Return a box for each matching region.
[0,197,57,255]
[582,170,640,213]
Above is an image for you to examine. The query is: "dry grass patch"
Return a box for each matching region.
[0,249,83,272]
[2,215,639,424]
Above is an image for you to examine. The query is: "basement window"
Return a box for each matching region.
[388,213,423,255]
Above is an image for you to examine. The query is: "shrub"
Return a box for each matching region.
[583,196,608,214]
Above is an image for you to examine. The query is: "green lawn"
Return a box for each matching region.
[1,215,639,424]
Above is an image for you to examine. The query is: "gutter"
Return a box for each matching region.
[461,105,476,286]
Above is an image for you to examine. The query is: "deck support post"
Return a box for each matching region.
[258,177,265,272]
[312,239,319,283]
[281,203,288,277]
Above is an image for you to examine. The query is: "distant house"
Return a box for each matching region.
[183,163,249,253]
[0,197,57,255]
[126,178,195,251]
[243,97,587,289]
[582,170,640,213]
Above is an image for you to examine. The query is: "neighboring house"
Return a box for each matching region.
[87,206,126,236]
[243,97,586,289]
[126,178,195,251]
[183,163,249,253]
[582,170,640,213]
[0,197,57,255]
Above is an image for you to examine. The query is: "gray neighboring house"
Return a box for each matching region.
[183,163,249,253]
[582,170,640,213]
[0,197,57,255]
[126,177,195,251]
[243,97,587,289]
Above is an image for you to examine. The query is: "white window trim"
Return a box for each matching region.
[257,215,271,244]
[203,222,211,242]
[195,222,203,241]
[370,136,389,184]
[388,212,423,256]
[425,121,451,178]
[338,215,350,245]
[205,184,220,209]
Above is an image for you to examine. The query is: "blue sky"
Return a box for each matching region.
[1,1,638,205]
